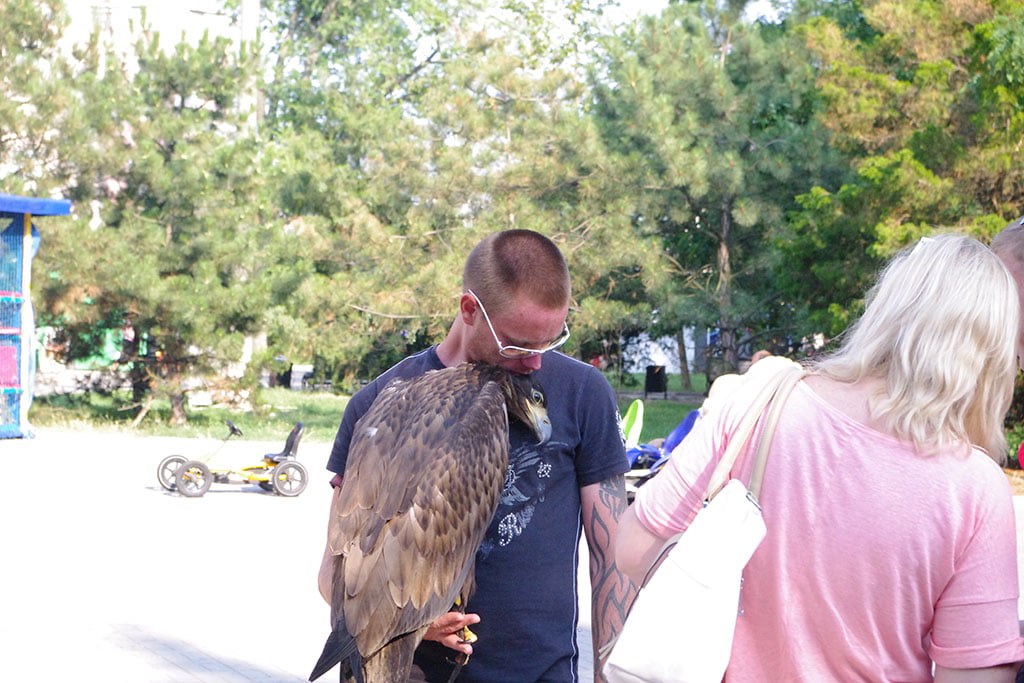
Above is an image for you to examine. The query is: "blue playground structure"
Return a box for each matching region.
[0,192,71,438]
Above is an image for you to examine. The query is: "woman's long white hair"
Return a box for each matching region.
[813,234,1019,461]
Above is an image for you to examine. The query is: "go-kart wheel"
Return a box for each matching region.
[157,455,187,491]
[271,461,308,497]
[257,481,274,492]
[175,460,212,497]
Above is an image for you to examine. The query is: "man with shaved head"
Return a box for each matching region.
[319,229,635,682]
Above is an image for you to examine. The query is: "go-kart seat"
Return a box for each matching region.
[265,422,305,464]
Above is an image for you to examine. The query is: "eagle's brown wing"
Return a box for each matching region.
[329,364,511,657]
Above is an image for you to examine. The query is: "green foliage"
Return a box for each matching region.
[1005,420,1024,468]
[776,149,952,334]
[1002,372,1024,465]
[11,0,1024,433]
[15,10,296,424]
[779,0,1024,335]
[258,0,668,381]
[592,2,836,371]
[0,0,74,195]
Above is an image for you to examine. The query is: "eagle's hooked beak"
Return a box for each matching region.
[527,401,552,444]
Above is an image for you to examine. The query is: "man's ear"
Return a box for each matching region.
[459,292,477,325]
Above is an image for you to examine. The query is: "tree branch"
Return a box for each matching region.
[347,304,428,320]
[384,44,441,99]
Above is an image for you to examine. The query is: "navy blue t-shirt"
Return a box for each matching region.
[327,346,628,681]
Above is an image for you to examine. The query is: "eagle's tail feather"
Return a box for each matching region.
[309,614,359,682]
[348,651,366,683]
[362,632,421,683]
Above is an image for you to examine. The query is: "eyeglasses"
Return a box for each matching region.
[467,289,570,359]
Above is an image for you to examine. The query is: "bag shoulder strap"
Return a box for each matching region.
[628,366,803,594]
[747,367,802,498]
[705,365,804,501]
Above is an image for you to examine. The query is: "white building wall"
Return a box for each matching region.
[60,1,242,60]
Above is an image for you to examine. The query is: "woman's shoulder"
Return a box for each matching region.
[703,356,803,419]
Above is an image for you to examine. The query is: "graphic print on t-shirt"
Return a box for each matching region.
[477,438,566,559]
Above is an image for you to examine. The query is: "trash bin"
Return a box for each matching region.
[644,365,667,399]
[289,363,314,391]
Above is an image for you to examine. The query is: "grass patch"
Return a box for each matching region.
[30,387,347,443]
[605,371,707,445]
[603,370,708,395]
[30,376,703,449]
[617,397,701,445]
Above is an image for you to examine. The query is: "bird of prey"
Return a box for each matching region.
[309,362,551,683]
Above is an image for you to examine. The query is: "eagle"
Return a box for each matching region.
[310,362,551,682]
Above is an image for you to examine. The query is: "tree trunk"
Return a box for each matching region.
[169,391,187,426]
[126,330,146,407]
[676,329,692,391]
[717,197,739,374]
[129,392,153,429]
[160,339,188,426]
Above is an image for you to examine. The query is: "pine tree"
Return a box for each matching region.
[29,12,290,424]
[592,1,836,374]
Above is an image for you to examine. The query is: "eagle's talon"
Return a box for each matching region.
[459,626,478,645]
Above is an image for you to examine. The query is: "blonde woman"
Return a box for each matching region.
[617,235,1024,681]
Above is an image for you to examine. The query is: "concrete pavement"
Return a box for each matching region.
[0,428,596,682]
[9,426,1021,681]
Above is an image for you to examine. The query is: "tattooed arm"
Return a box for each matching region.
[581,475,638,682]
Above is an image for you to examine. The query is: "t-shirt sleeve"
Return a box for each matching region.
[325,350,443,476]
[928,468,1024,668]
[574,365,629,487]
[325,382,380,476]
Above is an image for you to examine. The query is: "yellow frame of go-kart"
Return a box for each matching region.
[156,420,308,498]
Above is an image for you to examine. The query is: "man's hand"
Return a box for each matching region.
[423,611,481,655]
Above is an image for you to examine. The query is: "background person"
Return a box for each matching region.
[320,229,634,682]
[749,348,772,365]
[992,216,1024,369]
[616,234,1024,681]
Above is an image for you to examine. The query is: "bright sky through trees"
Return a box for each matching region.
[607,0,781,23]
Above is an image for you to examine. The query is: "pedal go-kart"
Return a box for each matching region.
[156,420,308,498]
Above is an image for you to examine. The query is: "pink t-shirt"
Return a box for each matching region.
[633,359,1024,679]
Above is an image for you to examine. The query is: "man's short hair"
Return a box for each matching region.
[463,230,570,314]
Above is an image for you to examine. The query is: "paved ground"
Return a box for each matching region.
[7,427,1022,682]
[0,428,595,682]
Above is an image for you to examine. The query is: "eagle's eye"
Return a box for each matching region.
[531,389,543,404]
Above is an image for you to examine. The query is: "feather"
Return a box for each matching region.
[308,606,358,681]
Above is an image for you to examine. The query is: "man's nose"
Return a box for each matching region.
[521,353,543,372]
